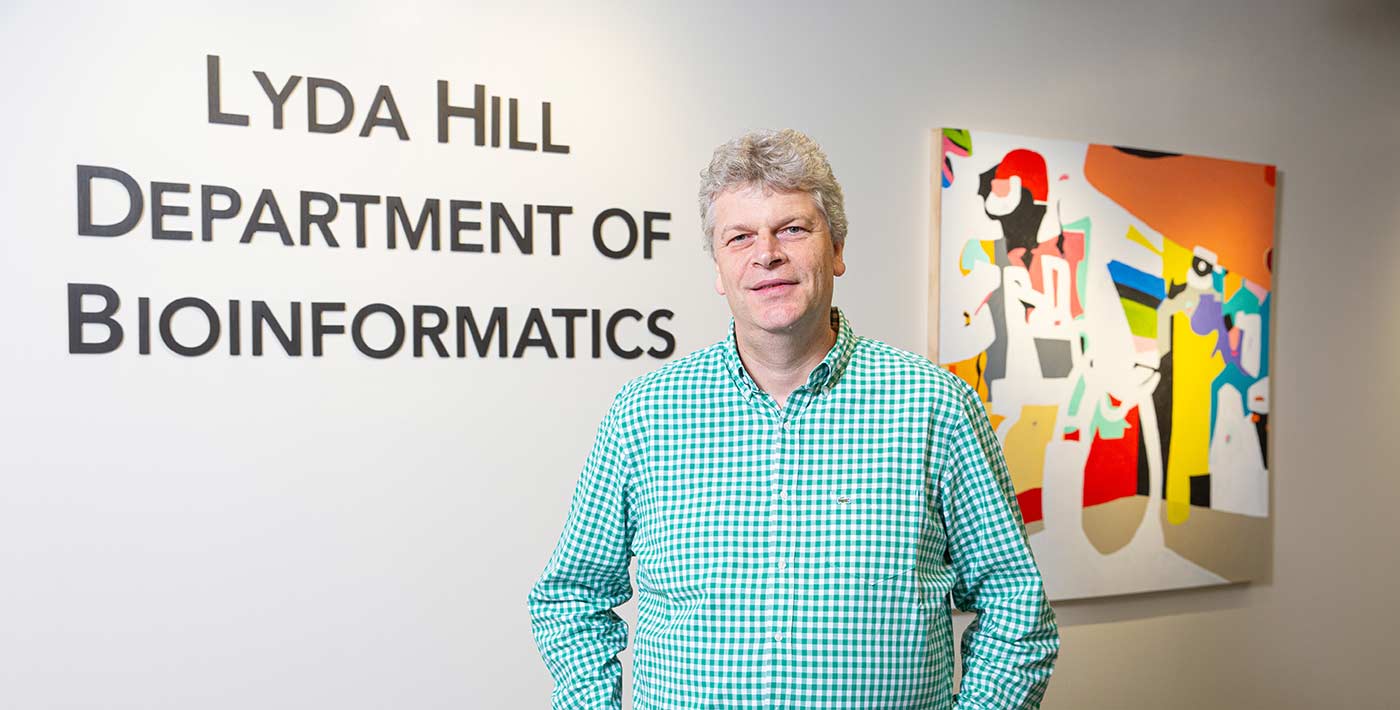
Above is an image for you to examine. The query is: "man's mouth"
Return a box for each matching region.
[750,279,797,293]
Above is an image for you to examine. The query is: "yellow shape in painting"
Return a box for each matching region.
[980,240,996,263]
[1004,405,1058,495]
[1166,312,1225,524]
[1126,224,1162,255]
[1163,237,1193,286]
[942,352,990,403]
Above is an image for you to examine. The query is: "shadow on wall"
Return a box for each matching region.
[1050,579,1258,627]
[1325,0,1400,46]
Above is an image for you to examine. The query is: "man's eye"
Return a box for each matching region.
[727,234,751,245]
[782,226,807,235]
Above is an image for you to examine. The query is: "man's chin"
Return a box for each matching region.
[747,307,819,335]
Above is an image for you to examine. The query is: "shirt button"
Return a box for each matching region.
[775,489,788,501]
[772,632,785,642]
[777,560,788,570]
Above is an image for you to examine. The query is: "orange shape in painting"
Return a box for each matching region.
[943,352,990,403]
[1084,146,1276,290]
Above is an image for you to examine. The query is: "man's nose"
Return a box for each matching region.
[751,231,785,268]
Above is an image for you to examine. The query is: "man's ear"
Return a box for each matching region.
[714,259,726,295]
[832,239,846,278]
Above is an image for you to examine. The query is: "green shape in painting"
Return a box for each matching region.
[1121,299,1158,339]
[943,128,972,155]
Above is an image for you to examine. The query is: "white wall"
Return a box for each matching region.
[1,1,1397,708]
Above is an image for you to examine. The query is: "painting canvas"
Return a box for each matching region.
[931,129,1275,600]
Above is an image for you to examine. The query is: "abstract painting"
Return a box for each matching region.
[932,129,1275,599]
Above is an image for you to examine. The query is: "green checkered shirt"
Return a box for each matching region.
[529,309,1058,709]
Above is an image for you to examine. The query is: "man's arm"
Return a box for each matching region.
[939,381,1060,709]
[527,403,635,710]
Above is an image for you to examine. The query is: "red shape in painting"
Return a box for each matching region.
[996,149,1050,202]
[1017,488,1044,524]
[1083,405,1141,507]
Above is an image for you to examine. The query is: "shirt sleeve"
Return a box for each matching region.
[527,400,636,710]
[939,381,1060,709]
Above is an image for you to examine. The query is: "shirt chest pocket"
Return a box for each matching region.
[821,474,925,585]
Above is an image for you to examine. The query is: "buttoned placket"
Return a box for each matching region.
[758,388,786,707]
[759,381,826,707]
[722,320,842,705]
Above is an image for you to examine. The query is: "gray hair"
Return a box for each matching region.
[697,128,847,256]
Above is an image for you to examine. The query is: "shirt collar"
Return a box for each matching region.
[721,307,858,400]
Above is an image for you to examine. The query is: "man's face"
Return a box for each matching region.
[711,186,846,337]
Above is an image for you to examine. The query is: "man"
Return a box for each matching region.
[528,129,1059,709]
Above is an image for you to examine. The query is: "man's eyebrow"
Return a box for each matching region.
[720,214,818,234]
[779,214,815,225]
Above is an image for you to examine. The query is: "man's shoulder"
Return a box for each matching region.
[850,334,941,372]
[609,340,728,411]
[848,335,968,394]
